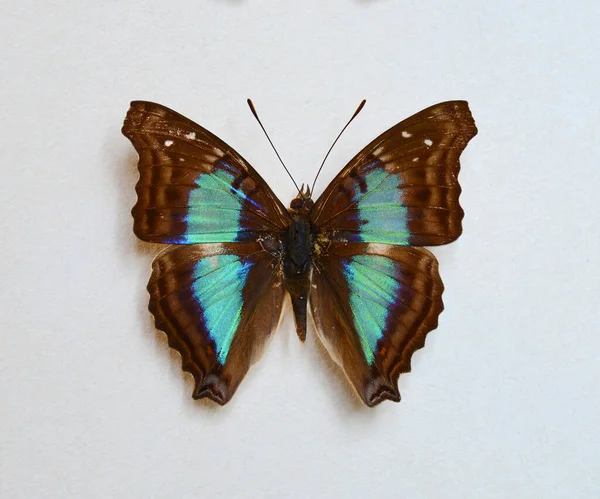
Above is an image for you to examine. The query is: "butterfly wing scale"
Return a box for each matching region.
[310,101,477,246]
[122,101,291,244]
[148,242,285,404]
[310,242,444,406]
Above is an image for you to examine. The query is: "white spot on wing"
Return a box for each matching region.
[373,146,384,156]
[164,140,174,147]
[424,139,433,147]
[401,131,412,138]
[185,132,196,140]
[412,157,419,162]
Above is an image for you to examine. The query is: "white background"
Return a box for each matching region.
[1,1,599,498]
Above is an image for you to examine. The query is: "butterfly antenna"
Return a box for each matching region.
[311,99,366,195]
[247,99,301,193]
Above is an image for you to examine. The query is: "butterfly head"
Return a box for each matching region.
[289,184,314,215]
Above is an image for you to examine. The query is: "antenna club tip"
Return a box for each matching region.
[247,99,258,117]
[353,99,366,118]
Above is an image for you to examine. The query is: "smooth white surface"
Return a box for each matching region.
[1,1,599,498]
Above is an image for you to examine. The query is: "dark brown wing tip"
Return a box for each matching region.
[127,100,164,110]
[193,389,229,406]
[121,101,145,137]
[148,289,236,407]
[426,99,478,140]
[193,375,232,406]
[362,378,401,407]
[121,100,173,139]
[449,100,478,140]
[367,313,442,407]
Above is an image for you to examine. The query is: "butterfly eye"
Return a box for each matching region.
[290,198,304,210]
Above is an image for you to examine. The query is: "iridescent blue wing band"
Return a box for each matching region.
[122,101,291,244]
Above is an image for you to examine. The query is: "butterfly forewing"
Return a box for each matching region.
[122,101,291,244]
[310,101,477,246]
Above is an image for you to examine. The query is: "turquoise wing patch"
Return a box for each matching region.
[343,254,401,364]
[348,165,410,245]
[180,162,255,244]
[191,253,251,364]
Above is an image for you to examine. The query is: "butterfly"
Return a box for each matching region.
[122,99,477,406]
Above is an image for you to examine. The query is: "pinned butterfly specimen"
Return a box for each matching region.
[122,99,477,406]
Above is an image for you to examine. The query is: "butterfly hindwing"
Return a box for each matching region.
[122,101,291,244]
[310,101,477,246]
[310,242,444,406]
[147,242,285,404]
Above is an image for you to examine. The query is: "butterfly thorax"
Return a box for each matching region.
[284,216,313,275]
[284,187,315,342]
[285,190,314,266]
